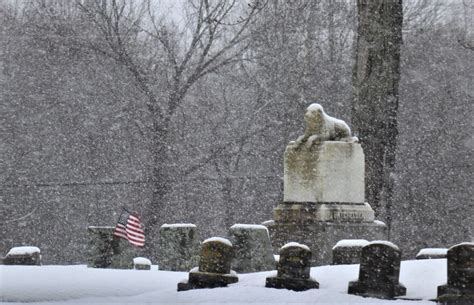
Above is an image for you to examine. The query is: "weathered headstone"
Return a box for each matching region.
[437,242,474,305]
[229,224,275,273]
[158,223,200,271]
[332,239,369,265]
[3,246,41,265]
[348,241,406,299]
[133,257,151,270]
[177,237,238,291]
[416,248,448,260]
[87,226,135,269]
[265,242,319,291]
[266,103,387,265]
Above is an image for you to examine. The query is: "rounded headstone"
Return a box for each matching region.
[133,257,151,270]
[446,243,474,287]
[229,224,275,273]
[437,242,474,305]
[199,237,233,274]
[177,237,238,291]
[158,223,200,271]
[348,241,406,299]
[3,246,41,266]
[277,242,312,279]
[265,242,319,291]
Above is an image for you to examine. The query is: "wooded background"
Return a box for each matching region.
[1,0,472,263]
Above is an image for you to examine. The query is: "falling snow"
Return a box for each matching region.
[1,1,472,303]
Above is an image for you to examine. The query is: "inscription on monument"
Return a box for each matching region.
[331,211,364,221]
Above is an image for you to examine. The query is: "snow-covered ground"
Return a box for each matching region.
[0,259,445,305]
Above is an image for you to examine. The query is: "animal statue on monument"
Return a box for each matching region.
[294,103,358,148]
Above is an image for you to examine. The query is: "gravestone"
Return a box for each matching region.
[266,103,387,265]
[87,226,135,269]
[416,248,448,260]
[133,257,151,270]
[3,246,41,265]
[437,242,474,305]
[348,241,406,299]
[332,239,369,265]
[158,223,200,271]
[229,224,275,273]
[265,242,319,291]
[177,237,238,291]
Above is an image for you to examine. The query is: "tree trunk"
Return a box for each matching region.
[351,0,403,237]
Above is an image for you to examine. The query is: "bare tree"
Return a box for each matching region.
[70,0,264,251]
[403,0,445,31]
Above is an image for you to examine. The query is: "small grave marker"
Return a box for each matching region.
[177,237,238,291]
[3,246,41,265]
[437,242,474,304]
[265,242,319,291]
[133,257,151,270]
[348,241,406,299]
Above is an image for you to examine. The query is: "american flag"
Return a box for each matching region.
[113,208,145,247]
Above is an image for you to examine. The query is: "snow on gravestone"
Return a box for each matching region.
[177,237,238,291]
[229,224,275,273]
[3,246,41,265]
[265,242,319,291]
[332,239,369,265]
[415,248,448,260]
[437,242,474,305]
[157,224,200,271]
[133,257,151,270]
[348,241,406,299]
[87,226,135,269]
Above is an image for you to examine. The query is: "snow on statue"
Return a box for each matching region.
[294,103,358,147]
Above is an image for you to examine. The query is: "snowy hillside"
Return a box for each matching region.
[0,259,445,305]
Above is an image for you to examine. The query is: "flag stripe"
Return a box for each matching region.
[128,234,144,241]
[127,226,144,234]
[113,209,145,247]
[114,233,128,239]
[129,240,144,247]
[127,230,145,239]
[129,215,140,222]
[127,220,141,228]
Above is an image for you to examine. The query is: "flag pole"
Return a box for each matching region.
[121,206,134,215]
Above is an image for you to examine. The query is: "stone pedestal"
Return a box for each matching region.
[273,202,374,223]
[267,221,386,266]
[269,140,387,266]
